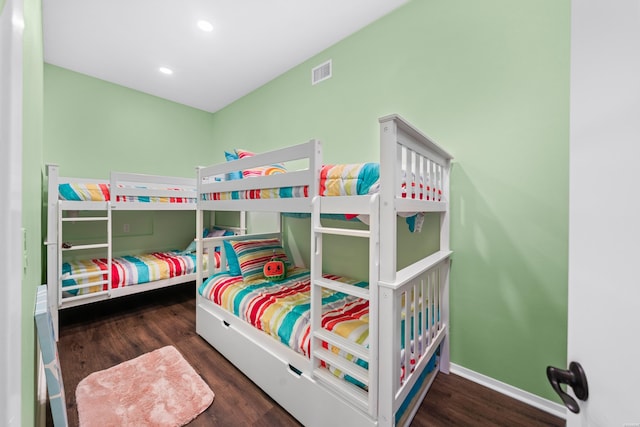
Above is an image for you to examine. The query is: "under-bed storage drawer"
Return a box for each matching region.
[196,299,376,427]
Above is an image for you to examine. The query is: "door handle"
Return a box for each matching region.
[546,361,589,413]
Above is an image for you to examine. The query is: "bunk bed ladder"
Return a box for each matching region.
[310,195,380,419]
[57,203,112,304]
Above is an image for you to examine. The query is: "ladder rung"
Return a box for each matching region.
[62,243,109,251]
[63,270,106,281]
[62,216,109,222]
[61,290,109,302]
[315,226,370,238]
[314,329,369,362]
[314,368,369,408]
[61,281,108,292]
[314,348,369,387]
[314,277,369,300]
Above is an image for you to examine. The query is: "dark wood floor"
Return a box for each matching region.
[51,284,564,427]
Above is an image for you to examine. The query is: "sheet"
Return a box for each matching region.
[202,162,441,232]
[59,183,195,203]
[202,163,379,201]
[199,267,438,386]
[199,267,370,386]
[62,251,215,295]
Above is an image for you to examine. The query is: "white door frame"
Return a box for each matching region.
[566,0,640,424]
[0,0,24,425]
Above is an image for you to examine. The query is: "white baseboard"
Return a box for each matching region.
[450,363,567,420]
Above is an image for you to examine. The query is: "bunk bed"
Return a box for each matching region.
[194,114,453,427]
[45,165,244,339]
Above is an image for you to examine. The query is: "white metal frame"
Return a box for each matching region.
[194,114,453,427]
[44,164,232,339]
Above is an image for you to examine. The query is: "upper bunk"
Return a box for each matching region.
[196,114,453,218]
[46,164,197,212]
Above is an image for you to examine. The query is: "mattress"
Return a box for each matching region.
[59,183,196,203]
[202,163,380,201]
[199,267,436,386]
[199,267,370,387]
[62,251,216,296]
[201,162,440,232]
[203,162,442,202]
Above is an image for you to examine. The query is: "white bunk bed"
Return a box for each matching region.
[194,114,453,427]
[45,164,243,339]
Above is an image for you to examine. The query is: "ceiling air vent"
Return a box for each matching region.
[312,60,332,85]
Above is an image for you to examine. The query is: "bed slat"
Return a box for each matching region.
[314,348,370,387]
[314,329,370,363]
[314,277,370,301]
[313,368,369,409]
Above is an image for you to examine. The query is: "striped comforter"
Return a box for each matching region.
[62,251,216,296]
[199,267,369,386]
[201,163,438,233]
[203,163,380,201]
[59,183,195,203]
[200,267,442,388]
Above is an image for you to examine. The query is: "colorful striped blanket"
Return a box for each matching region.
[199,267,369,386]
[200,267,442,388]
[201,162,439,232]
[62,251,215,296]
[59,183,196,203]
[202,163,380,201]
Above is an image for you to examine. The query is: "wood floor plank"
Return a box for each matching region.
[52,284,564,427]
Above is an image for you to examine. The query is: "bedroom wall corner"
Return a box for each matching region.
[43,64,216,254]
[43,63,216,178]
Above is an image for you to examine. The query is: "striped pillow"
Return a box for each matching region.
[235,149,287,178]
[229,238,291,282]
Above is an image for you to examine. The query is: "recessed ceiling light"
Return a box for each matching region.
[159,67,173,75]
[197,20,213,32]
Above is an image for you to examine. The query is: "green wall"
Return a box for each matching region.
[44,64,216,178]
[208,0,570,401]
[22,0,43,423]
[43,64,217,255]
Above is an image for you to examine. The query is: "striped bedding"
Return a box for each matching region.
[59,183,196,203]
[62,251,216,296]
[202,163,439,232]
[199,267,439,387]
[202,163,380,201]
[199,267,370,387]
[203,162,442,202]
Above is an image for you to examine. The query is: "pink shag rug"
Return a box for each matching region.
[76,346,214,427]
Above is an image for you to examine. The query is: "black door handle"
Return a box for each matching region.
[546,361,589,413]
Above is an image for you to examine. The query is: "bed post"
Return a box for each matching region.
[196,167,204,290]
[439,158,452,374]
[377,117,397,425]
[368,193,381,418]
[45,164,60,340]
[240,210,247,234]
[309,139,322,202]
[378,117,399,284]
[309,139,323,376]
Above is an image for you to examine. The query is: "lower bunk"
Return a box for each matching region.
[53,220,242,309]
[60,250,220,307]
[195,237,449,427]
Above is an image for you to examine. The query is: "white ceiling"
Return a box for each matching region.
[42,0,408,113]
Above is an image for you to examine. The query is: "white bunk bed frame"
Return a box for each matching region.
[195,114,453,427]
[45,164,239,339]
